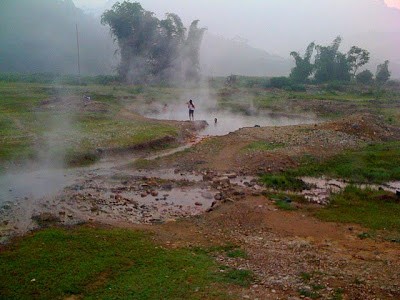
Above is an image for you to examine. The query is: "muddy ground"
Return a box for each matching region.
[1,99,400,299]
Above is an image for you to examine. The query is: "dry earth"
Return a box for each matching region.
[120,112,400,299]
[145,113,400,175]
[2,111,400,299]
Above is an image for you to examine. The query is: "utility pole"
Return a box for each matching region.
[76,23,81,85]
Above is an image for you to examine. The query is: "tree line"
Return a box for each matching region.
[101,1,206,84]
[289,36,391,85]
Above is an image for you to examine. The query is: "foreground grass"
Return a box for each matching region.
[0,226,252,299]
[316,186,400,233]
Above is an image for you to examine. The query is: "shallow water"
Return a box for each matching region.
[145,108,317,136]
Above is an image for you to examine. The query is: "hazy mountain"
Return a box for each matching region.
[0,0,116,75]
[1,0,398,79]
[201,33,292,77]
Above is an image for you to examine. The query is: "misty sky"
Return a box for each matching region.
[74,0,400,57]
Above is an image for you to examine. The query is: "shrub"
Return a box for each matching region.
[356,70,374,85]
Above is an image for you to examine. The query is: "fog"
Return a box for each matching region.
[1,0,400,77]
[79,0,400,78]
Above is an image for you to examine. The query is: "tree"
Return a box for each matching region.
[101,1,206,84]
[289,42,315,83]
[314,36,351,83]
[347,46,370,78]
[183,20,207,81]
[356,69,373,85]
[101,1,158,82]
[376,60,391,85]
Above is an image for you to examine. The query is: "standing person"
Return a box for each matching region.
[187,99,195,121]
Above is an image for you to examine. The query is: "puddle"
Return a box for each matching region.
[144,109,317,136]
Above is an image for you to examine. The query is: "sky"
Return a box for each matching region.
[73,0,400,58]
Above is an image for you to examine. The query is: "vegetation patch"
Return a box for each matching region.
[288,142,400,183]
[261,174,308,191]
[315,186,400,232]
[0,226,251,299]
[242,141,285,152]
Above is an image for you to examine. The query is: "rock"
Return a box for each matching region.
[223,198,234,203]
[214,193,223,201]
[161,184,173,191]
[223,173,238,179]
[151,190,159,197]
[195,202,203,206]
[140,192,148,198]
[202,174,213,181]
[212,177,230,186]
[201,191,214,199]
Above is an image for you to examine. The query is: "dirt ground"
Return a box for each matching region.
[142,113,400,175]
[2,109,400,299]
[110,113,400,299]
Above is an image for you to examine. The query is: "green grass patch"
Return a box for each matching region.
[0,226,251,299]
[264,192,308,211]
[242,141,285,152]
[274,199,296,210]
[315,186,400,232]
[217,266,254,287]
[226,249,248,259]
[288,142,400,184]
[261,174,308,191]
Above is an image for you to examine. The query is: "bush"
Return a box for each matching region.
[356,70,374,85]
[325,81,347,92]
[269,76,292,89]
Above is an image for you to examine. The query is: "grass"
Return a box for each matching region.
[315,186,400,232]
[288,142,400,184]
[0,226,253,299]
[242,141,285,152]
[0,82,182,167]
[261,174,308,191]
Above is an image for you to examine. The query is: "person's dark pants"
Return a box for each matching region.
[189,109,194,120]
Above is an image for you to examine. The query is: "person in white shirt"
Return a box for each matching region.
[187,99,195,121]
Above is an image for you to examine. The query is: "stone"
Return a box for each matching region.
[195,202,203,206]
[214,193,223,201]
[223,173,237,179]
[151,190,159,197]
[212,177,230,186]
[201,192,213,199]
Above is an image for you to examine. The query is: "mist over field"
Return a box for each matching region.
[1,0,399,77]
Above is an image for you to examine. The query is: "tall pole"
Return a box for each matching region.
[75,23,81,85]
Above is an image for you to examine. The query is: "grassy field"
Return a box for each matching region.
[292,141,400,184]
[260,141,400,237]
[1,78,400,170]
[316,186,400,233]
[0,82,183,170]
[0,226,252,299]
